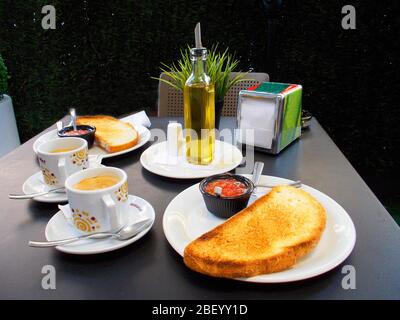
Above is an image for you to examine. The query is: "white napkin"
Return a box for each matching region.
[58,203,74,226]
[151,142,236,170]
[121,110,151,128]
[239,97,276,149]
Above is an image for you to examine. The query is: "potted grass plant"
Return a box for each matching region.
[153,45,251,128]
[0,54,20,157]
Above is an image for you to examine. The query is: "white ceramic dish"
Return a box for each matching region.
[140,140,243,179]
[45,195,155,255]
[163,174,356,283]
[33,117,151,159]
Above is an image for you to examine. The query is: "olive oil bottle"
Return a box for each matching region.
[184,47,215,165]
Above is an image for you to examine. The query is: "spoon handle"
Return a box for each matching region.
[256,180,302,188]
[252,161,264,185]
[9,192,51,199]
[9,187,65,199]
[69,107,77,131]
[29,233,114,247]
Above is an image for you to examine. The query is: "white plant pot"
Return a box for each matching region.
[0,94,20,157]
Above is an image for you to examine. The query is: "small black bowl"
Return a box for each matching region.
[199,174,254,219]
[57,125,96,148]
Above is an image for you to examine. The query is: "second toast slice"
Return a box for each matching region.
[77,115,139,153]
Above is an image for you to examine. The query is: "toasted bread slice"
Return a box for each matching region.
[77,115,139,153]
[184,186,326,278]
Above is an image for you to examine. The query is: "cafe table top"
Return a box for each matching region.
[0,116,399,300]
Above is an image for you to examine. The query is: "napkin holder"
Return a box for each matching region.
[237,82,302,154]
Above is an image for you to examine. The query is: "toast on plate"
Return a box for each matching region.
[77,115,139,153]
[184,185,326,278]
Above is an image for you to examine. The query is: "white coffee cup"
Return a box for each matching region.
[64,167,129,234]
[37,137,89,188]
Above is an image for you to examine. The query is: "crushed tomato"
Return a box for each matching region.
[204,178,248,197]
[63,129,90,136]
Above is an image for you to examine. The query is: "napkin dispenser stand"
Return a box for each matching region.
[236,82,302,154]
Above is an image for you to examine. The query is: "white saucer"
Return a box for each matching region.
[23,171,68,203]
[45,195,155,254]
[33,118,151,159]
[163,174,356,283]
[140,140,243,179]
[22,157,103,203]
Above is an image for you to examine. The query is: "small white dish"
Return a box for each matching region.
[22,157,103,203]
[33,120,151,159]
[163,174,356,283]
[140,140,243,179]
[45,195,155,255]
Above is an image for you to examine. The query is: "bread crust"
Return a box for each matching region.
[77,115,139,153]
[183,186,326,278]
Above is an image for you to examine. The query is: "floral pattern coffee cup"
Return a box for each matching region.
[64,167,129,234]
[37,137,89,188]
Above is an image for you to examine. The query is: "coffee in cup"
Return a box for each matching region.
[73,175,120,191]
[51,148,76,153]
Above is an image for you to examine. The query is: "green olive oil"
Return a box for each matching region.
[184,82,215,165]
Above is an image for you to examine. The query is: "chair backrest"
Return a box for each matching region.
[157,72,269,117]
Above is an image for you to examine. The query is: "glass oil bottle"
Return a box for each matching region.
[183,47,215,165]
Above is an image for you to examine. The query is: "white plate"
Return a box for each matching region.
[22,158,103,203]
[45,195,155,255]
[33,118,151,159]
[163,175,356,283]
[140,140,243,179]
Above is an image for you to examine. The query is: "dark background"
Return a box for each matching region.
[0,0,399,219]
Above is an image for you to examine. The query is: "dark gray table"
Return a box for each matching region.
[0,117,399,299]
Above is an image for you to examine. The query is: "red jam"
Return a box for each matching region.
[204,178,248,197]
[63,129,90,136]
